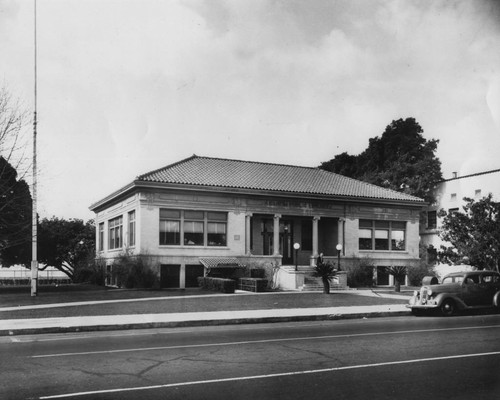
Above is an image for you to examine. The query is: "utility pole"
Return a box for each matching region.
[31,0,38,296]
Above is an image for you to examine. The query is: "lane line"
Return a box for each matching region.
[32,324,500,358]
[38,350,500,399]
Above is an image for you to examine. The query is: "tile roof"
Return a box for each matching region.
[136,155,424,203]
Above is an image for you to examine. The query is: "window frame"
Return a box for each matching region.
[160,209,227,247]
[128,210,136,247]
[358,220,407,252]
[108,216,123,250]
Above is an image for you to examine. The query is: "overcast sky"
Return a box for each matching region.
[1,0,500,220]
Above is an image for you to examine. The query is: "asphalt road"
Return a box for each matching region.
[1,314,499,399]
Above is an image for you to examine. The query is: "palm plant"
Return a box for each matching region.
[385,266,407,292]
[313,261,337,294]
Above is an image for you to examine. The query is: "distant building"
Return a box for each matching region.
[90,155,425,289]
[420,168,500,250]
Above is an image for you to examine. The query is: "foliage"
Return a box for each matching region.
[384,266,407,292]
[73,257,106,285]
[438,194,500,272]
[37,217,96,279]
[112,252,159,289]
[313,261,337,294]
[0,157,32,266]
[346,257,374,287]
[198,276,236,293]
[407,244,435,286]
[319,118,442,204]
[0,87,32,267]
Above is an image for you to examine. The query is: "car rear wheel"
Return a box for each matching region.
[440,299,456,316]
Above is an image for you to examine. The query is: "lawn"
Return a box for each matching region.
[0,284,409,320]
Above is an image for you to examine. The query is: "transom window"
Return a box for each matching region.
[160,209,227,246]
[359,220,406,251]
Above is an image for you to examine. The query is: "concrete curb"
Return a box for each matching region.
[0,308,411,336]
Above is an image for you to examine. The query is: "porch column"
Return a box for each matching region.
[312,216,320,258]
[273,214,281,256]
[245,212,253,255]
[338,217,345,254]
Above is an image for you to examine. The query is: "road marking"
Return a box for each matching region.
[32,324,500,358]
[38,350,500,399]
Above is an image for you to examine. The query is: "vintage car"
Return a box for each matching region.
[407,270,500,316]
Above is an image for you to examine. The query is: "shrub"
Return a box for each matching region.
[198,276,235,293]
[112,252,159,289]
[346,258,374,287]
[407,261,434,286]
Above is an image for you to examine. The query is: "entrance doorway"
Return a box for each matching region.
[260,218,294,264]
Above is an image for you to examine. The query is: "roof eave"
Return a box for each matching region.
[132,180,426,207]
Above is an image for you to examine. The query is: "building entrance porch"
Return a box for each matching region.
[246,213,344,267]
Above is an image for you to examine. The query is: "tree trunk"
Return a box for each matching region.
[394,278,401,292]
[322,278,330,294]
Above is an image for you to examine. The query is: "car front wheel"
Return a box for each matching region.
[440,299,456,316]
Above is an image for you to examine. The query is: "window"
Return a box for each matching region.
[358,220,406,251]
[128,210,136,247]
[98,223,104,251]
[448,208,459,214]
[207,212,227,246]
[427,211,437,229]
[450,193,457,201]
[160,209,227,247]
[184,211,204,245]
[108,216,123,250]
[160,209,181,245]
[475,189,481,198]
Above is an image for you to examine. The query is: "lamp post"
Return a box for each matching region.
[293,243,300,271]
[336,243,343,271]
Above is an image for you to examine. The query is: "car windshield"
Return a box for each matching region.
[442,275,464,284]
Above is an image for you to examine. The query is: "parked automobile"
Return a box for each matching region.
[407,270,500,316]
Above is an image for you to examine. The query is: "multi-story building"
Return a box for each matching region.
[90,155,425,289]
[421,168,500,251]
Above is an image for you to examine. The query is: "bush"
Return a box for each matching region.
[346,258,374,288]
[198,276,236,293]
[112,253,159,289]
[407,261,434,286]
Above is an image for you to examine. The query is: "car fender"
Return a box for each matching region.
[493,291,500,307]
[434,293,468,310]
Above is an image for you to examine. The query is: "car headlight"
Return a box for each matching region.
[413,290,418,297]
[427,289,433,296]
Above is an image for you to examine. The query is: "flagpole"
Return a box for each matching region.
[31,0,38,296]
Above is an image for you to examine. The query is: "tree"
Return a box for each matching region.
[313,260,337,294]
[438,194,500,272]
[384,266,407,292]
[319,118,442,204]
[0,157,32,266]
[38,218,96,280]
[0,87,32,266]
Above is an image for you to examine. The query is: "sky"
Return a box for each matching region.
[1,0,500,221]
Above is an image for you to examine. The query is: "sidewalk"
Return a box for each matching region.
[0,289,412,336]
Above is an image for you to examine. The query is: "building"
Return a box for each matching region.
[90,155,425,289]
[420,168,500,250]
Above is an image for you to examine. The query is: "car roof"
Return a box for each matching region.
[444,270,499,278]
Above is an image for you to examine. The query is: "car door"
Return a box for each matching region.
[479,273,500,305]
[461,274,482,306]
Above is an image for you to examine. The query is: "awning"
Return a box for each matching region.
[199,257,245,269]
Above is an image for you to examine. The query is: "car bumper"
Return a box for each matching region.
[407,296,439,309]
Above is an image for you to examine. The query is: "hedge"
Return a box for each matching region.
[197,276,236,293]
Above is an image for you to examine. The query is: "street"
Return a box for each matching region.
[1,314,499,399]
